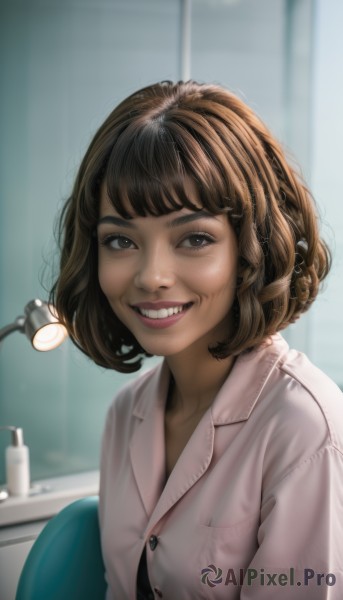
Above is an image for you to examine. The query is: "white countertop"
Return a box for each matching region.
[0,470,99,528]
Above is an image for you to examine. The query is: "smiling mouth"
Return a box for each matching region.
[132,302,193,320]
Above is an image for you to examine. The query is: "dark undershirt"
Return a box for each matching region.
[136,546,154,599]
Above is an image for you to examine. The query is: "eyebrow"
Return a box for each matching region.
[97,210,218,229]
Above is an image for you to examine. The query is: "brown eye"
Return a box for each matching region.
[180,233,214,249]
[100,235,136,250]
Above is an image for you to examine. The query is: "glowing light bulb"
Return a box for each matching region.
[32,322,68,351]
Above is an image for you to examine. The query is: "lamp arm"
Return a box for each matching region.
[0,317,25,343]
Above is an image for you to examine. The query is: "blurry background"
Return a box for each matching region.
[0,0,342,485]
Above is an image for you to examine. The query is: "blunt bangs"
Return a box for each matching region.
[104,113,231,219]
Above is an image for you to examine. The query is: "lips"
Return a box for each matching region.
[131,302,193,320]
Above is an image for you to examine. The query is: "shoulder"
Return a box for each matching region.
[254,339,343,491]
[274,344,343,451]
[222,333,343,453]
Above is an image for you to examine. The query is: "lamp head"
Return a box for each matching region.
[24,300,68,351]
[0,299,68,351]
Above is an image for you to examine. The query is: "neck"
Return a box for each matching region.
[165,346,235,418]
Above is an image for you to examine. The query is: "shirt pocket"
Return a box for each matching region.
[196,513,260,599]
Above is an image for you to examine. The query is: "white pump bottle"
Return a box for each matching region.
[2,426,30,496]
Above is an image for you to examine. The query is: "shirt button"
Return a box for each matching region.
[153,587,163,597]
[149,534,158,551]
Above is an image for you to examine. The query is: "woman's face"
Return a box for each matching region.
[97,184,238,359]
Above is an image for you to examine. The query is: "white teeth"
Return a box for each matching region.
[139,306,184,319]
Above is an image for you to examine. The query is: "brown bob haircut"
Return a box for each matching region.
[51,80,331,373]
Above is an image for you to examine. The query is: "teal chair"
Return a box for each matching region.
[15,496,107,600]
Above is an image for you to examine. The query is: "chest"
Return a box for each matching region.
[101,417,263,599]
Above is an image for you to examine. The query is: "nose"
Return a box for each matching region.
[134,247,175,292]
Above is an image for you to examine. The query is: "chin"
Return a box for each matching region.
[139,343,179,358]
[135,337,187,358]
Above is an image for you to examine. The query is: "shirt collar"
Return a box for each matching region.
[132,333,289,425]
[211,333,289,425]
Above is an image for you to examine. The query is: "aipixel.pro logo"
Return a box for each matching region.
[201,564,223,587]
[201,565,337,588]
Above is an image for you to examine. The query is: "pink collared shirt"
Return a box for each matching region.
[99,334,343,599]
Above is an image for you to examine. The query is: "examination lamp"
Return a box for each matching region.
[0,299,68,351]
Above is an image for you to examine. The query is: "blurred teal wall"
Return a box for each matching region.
[0,0,323,485]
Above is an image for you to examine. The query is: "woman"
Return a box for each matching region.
[51,81,343,599]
